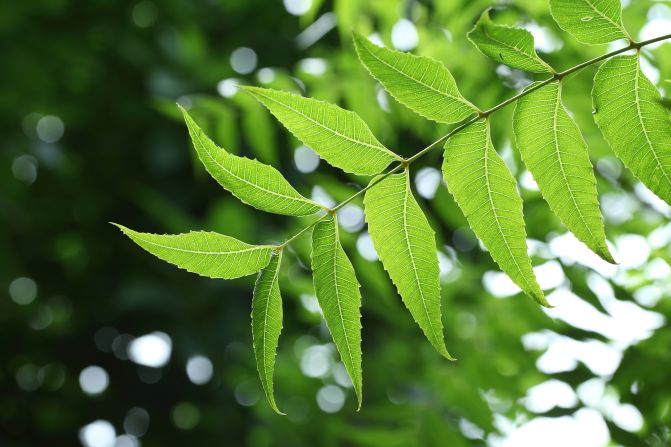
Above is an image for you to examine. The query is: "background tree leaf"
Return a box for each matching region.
[181,106,322,216]
[252,250,285,415]
[443,120,547,306]
[311,215,363,408]
[114,224,274,279]
[593,54,671,206]
[363,171,452,358]
[514,82,614,263]
[353,31,479,124]
[467,9,554,74]
[243,86,401,175]
[549,0,630,44]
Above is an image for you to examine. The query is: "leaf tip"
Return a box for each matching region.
[110,222,128,233]
[434,340,456,361]
[598,247,618,265]
[534,292,553,308]
[270,405,286,416]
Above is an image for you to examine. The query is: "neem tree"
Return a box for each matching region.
[115,0,671,414]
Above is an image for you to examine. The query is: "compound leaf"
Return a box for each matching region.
[181,106,322,216]
[514,82,614,263]
[593,55,671,205]
[443,119,547,306]
[311,215,363,408]
[549,0,630,45]
[243,86,401,175]
[467,9,554,74]
[114,224,273,279]
[252,250,285,415]
[353,31,478,124]
[363,170,452,358]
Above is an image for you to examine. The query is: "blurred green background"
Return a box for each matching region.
[2,0,671,446]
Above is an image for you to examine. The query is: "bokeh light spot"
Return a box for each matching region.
[283,0,311,16]
[391,19,419,51]
[171,402,200,430]
[36,115,64,143]
[79,365,109,396]
[316,385,345,413]
[230,47,258,74]
[79,420,116,447]
[132,1,157,27]
[124,407,150,437]
[12,155,38,185]
[9,277,38,305]
[294,145,320,173]
[186,355,213,385]
[128,332,172,368]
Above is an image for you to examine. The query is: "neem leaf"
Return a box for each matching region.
[364,170,453,358]
[467,9,554,73]
[312,215,363,408]
[181,106,322,216]
[514,81,614,262]
[549,0,630,45]
[353,31,479,124]
[252,251,285,415]
[114,224,273,279]
[593,54,671,206]
[243,86,401,176]
[443,119,547,306]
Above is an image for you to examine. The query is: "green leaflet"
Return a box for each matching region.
[180,106,322,217]
[363,170,452,358]
[114,224,273,279]
[549,0,630,45]
[242,86,401,176]
[593,55,671,206]
[353,31,479,124]
[311,215,363,408]
[443,119,547,306]
[514,82,614,263]
[467,9,554,74]
[252,250,284,415]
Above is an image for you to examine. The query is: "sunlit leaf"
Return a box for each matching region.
[364,170,453,358]
[593,55,671,205]
[252,250,284,415]
[181,106,322,216]
[514,82,614,262]
[467,9,554,73]
[443,119,547,306]
[114,224,273,279]
[311,215,363,408]
[353,31,478,124]
[243,86,401,175]
[549,0,630,44]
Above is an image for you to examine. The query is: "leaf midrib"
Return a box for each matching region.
[633,56,671,187]
[259,254,280,397]
[329,222,357,386]
[130,232,270,256]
